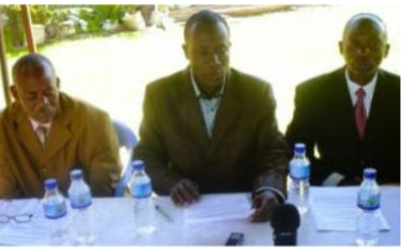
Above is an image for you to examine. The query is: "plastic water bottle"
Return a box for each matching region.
[356,168,381,246]
[129,160,155,234]
[42,179,71,245]
[288,143,310,215]
[68,169,96,245]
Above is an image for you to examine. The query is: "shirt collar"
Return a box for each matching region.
[345,69,377,99]
[190,68,226,99]
[30,118,52,131]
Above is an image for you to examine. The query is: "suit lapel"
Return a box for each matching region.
[43,117,71,161]
[364,70,386,142]
[209,70,241,152]
[15,109,43,156]
[176,70,209,150]
[44,93,72,161]
[15,95,73,161]
[331,68,361,140]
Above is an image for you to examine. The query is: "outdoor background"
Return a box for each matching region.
[0,4,400,136]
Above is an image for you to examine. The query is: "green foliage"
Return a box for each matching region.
[81,5,137,33]
[2,4,144,54]
[2,5,24,51]
[30,5,52,24]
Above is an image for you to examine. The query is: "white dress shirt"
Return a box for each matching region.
[30,119,52,145]
[345,70,378,118]
[190,70,226,139]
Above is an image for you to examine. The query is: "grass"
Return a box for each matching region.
[1,5,400,136]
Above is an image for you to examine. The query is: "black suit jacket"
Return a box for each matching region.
[134,68,290,195]
[286,67,400,185]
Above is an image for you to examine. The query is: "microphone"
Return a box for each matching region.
[271,203,300,246]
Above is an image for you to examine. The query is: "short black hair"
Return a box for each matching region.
[184,10,230,43]
[12,53,55,83]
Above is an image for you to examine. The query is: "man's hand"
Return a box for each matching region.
[249,190,279,222]
[170,179,199,206]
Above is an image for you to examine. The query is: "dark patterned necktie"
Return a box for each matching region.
[355,88,366,139]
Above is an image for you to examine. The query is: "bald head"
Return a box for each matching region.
[12,53,56,86]
[340,13,390,85]
[343,13,388,42]
[11,53,60,123]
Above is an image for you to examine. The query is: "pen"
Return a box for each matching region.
[155,204,173,223]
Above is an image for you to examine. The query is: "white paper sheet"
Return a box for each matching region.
[184,193,252,224]
[310,188,390,232]
[0,198,51,245]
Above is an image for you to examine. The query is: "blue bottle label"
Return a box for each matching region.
[132,182,152,199]
[43,201,67,219]
[70,191,92,209]
[290,164,310,180]
[358,193,380,210]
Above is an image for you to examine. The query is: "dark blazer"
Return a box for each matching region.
[134,68,290,195]
[286,67,400,185]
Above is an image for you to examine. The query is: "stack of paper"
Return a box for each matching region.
[0,199,50,245]
[184,193,252,224]
[310,187,390,232]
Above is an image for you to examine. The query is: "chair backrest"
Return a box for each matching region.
[112,120,137,151]
[112,120,137,197]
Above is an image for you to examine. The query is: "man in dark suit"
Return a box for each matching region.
[134,10,290,222]
[286,13,400,186]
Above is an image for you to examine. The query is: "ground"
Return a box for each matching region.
[1,4,400,136]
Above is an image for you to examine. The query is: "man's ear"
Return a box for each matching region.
[338,41,344,55]
[384,44,390,58]
[56,77,61,89]
[182,44,189,60]
[10,85,19,101]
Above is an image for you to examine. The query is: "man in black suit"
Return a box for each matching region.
[286,13,400,186]
[134,10,290,221]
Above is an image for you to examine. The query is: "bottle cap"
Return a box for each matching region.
[131,160,145,171]
[70,169,83,180]
[294,143,306,154]
[44,178,58,190]
[363,168,377,179]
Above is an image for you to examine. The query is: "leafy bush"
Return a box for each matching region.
[2,5,24,50]
[1,4,144,52]
[80,5,138,33]
[30,5,52,24]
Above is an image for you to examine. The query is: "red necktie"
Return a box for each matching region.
[355,88,366,139]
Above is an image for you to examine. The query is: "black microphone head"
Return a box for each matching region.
[271,203,300,231]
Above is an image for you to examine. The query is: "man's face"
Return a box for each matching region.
[339,20,389,80]
[184,21,231,95]
[11,64,60,123]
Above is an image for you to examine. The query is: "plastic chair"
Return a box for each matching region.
[112,120,137,197]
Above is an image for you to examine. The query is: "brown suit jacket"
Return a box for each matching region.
[0,92,122,198]
[134,68,290,195]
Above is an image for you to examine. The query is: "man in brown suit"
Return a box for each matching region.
[0,53,121,199]
[134,10,290,222]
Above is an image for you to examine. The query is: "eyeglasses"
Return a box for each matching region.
[0,213,33,223]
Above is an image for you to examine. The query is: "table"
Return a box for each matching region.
[0,186,399,246]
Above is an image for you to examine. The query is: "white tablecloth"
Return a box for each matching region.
[0,186,399,246]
